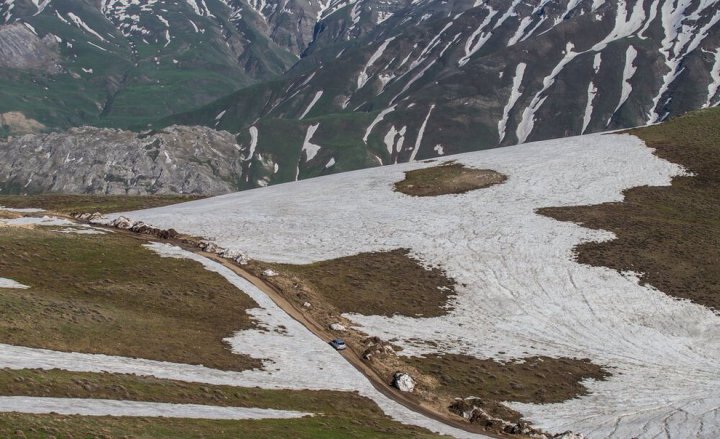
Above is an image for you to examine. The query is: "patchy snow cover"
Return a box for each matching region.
[357,37,395,90]
[498,63,526,142]
[247,126,259,161]
[705,48,720,108]
[608,45,638,125]
[54,227,106,235]
[111,132,720,438]
[299,91,323,119]
[0,206,44,213]
[363,105,395,144]
[0,216,76,227]
[409,105,435,162]
[0,278,29,289]
[0,396,311,420]
[301,123,322,161]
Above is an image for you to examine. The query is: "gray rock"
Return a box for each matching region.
[391,372,416,392]
[0,24,61,73]
[0,125,245,196]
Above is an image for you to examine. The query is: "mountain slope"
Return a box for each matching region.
[0,0,718,194]
[0,0,301,128]
[164,0,720,190]
[108,109,720,438]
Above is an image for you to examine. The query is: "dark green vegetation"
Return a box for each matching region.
[0,369,444,438]
[0,226,259,371]
[0,194,202,214]
[0,414,443,439]
[540,107,720,310]
[407,355,608,409]
[271,249,456,318]
[0,0,296,130]
[394,163,507,197]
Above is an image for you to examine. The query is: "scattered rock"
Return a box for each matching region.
[329,323,346,331]
[0,125,244,195]
[449,397,538,436]
[362,337,396,360]
[391,372,416,392]
[552,432,585,439]
[112,216,134,230]
[199,240,219,254]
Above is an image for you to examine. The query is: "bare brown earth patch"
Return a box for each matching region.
[539,108,720,310]
[406,355,608,416]
[394,163,506,197]
[0,225,260,371]
[268,249,456,317]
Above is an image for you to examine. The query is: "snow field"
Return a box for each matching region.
[113,133,720,438]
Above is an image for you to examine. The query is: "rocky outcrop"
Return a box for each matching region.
[0,24,61,73]
[0,125,246,195]
[449,397,586,438]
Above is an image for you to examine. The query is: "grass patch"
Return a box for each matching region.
[0,226,259,371]
[0,413,443,439]
[394,163,506,197]
[0,369,444,438]
[539,107,720,310]
[268,249,456,317]
[0,194,204,215]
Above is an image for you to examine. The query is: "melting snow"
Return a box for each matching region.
[110,132,716,438]
[357,37,395,89]
[609,45,638,125]
[0,278,29,289]
[247,126,258,161]
[299,91,323,119]
[301,123,322,161]
[705,48,720,107]
[409,105,434,162]
[363,106,395,144]
[498,63,526,142]
[0,397,311,420]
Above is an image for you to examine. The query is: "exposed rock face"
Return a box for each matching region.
[0,24,60,73]
[0,125,245,195]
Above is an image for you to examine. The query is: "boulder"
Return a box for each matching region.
[220,248,249,265]
[329,323,346,331]
[112,216,133,229]
[262,269,279,277]
[391,372,416,392]
[199,240,219,253]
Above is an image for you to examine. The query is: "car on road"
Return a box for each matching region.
[329,338,347,350]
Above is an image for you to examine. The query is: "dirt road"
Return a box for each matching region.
[200,252,496,438]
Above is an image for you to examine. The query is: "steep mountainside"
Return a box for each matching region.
[0,0,718,193]
[0,0,303,128]
[164,0,720,190]
[0,126,245,195]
